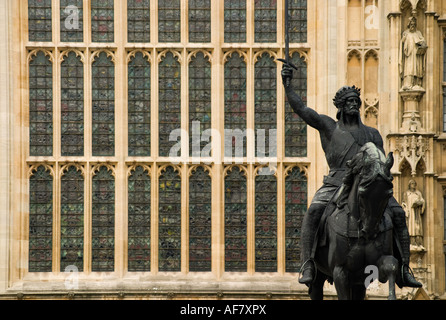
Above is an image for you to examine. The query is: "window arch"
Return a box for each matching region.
[285,51,307,158]
[224,166,248,272]
[61,51,84,157]
[224,51,247,158]
[158,165,182,272]
[284,166,308,272]
[29,50,53,157]
[158,51,181,158]
[29,165,53,272]
[60,165,84,272]
[128,51,151,157]
[92,51,115,157]
[189,165,212,272]
[189,51,212,158]
[254,167,277,272]
[91,165,115,272]
[128,165,151,272]
[254,52,277,158]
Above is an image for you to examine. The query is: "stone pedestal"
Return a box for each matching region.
[400,89,425,133]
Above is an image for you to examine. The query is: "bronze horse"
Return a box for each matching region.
[308,142,399,300]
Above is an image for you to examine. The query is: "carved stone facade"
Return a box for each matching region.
[0,0,446,300]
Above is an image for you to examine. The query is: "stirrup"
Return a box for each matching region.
[298,259,317,284]
[401,264,421,287]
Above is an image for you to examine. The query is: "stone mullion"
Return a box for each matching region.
[247,164,254,274]
[114,0,126,277]
[276,163,285,274]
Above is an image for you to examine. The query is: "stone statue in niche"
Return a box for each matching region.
[399,16,427,91]
[402,179,425,250]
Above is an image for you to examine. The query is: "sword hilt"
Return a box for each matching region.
[277,58,298,70]
[277,58,298,88]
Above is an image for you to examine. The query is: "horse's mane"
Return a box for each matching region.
[336,143,392,208]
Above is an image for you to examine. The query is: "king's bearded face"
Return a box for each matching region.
[342,96,361,117]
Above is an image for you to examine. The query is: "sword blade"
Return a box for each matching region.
[284,0,289,62]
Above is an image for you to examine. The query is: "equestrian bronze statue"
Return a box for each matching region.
[281,64,422,300]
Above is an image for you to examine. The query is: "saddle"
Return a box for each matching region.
[314,187,393,250]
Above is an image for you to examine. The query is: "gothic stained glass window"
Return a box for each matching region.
[29,165,53,272]
[255,53,277,158]
[60,0,83,42]
[128,51,151,157]
[188,0,211,43]
[224,52,247,158]
[285,166,307,272]
[189,166,212,272]
[128,166,151,272]
[61,51,84,157]
[127,0,150,43]
[91,166,115,272]
[28,0,52,42]
[158,0,181,43]
[224,166,247,272]
[254,0,277,43]
[92,52,115,157]
[285,52,307,157]
[189,52,211,158]
[224,0,246,43]
[158,166,182,272]
[255,169,277,272]
[91,0,114,43]
[29,50,53,157]
[289,0,307,43]
[159,52,181,158]
[60,166,84,272]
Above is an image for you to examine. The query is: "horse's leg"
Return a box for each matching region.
[378,255,399,300]
[309,272,327,300]
[333,266,351,300]
[351,285,366,300]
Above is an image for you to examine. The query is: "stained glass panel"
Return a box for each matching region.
[158,0,181,43]
[289,0,307,43]
[92,52,115,157]
[255,53,276,158]
[255,169,277,272]
[285,52,307,157]
[91,0,114,43]
[224,52,246,158]
[189,166,212,272]
[60,166,84,272]
[28,0,52,42]
[285,167,307,272]
[128,166,151,272]
[224,0,246,43]
[189,52,211,158]
[128,52,151,157]
[254,0,277,43]
[189,0,211,43]
[29,51,53,157]
[127,0,150,43]
[159,52,181,157]
[61,51,84,157]
[60,0,83,42]
[225,166,247,272]
[158,166,182,272]
[29,165,53,272]
[91,166,115,272]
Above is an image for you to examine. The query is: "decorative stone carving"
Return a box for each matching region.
[394,134,429,176]
[402,179,425,250]
[399,16,427,91]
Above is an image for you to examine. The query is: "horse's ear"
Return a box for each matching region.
[385,152,394,171]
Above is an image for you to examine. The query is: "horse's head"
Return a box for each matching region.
[338,142,394,239]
